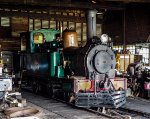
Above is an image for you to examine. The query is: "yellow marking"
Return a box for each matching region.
[0,60,3,65]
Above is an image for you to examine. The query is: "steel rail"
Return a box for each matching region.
[22,88,150,119]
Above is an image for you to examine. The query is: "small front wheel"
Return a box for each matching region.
[32,80,40,94]
[46,83,53,98]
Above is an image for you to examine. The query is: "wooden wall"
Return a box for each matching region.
[125,4,150,43]
[0,38,20,51]
[0,9,102,51]
[0,26,11,38]
[11,17,28,37]
[0,3,149,51]
[102,10,123,45]
[103,3,150,45]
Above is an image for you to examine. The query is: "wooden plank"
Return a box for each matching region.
[76,23,81,42]
[11,17,28,37]
[0,10,87,23]
[0,38,20,51]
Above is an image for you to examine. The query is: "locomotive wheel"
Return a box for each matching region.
[46,83,53,98]
[32,80,40,94]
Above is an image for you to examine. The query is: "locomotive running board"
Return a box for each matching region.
[75,90,126,108]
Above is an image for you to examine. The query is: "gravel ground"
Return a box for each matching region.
[3,90,149,119]
[22,91,109,119]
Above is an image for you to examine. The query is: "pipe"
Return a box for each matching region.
[87,9,97,40]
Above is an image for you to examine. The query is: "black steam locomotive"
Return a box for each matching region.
[19,10,126,108]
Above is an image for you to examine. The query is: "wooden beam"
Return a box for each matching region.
[0,10,87,23]
[0,0,124,10]
[101,0,150,3]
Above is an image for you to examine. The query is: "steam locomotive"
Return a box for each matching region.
[20,10,126,108]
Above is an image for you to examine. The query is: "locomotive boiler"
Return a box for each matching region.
[20,10,126,108]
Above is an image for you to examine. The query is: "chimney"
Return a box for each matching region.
[87,10,97,40]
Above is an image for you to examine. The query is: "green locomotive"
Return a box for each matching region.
[20,28,126,108]
[20,10,126,108]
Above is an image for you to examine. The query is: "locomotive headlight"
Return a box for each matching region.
[100,34,109,43]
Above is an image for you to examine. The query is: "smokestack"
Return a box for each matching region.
[87,10,97,40]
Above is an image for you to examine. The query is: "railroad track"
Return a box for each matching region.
[22,89,110,119]
[52,97,113,118]
[117,107,150,118]
[21,88,150,119]
[54,98,131,119]
[52,96,150,119]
